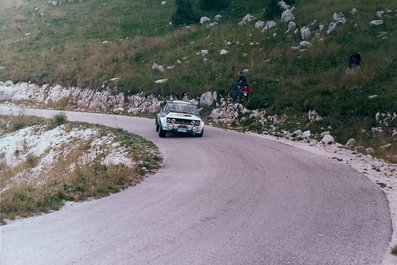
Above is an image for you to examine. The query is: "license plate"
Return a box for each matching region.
[178,128,187,132]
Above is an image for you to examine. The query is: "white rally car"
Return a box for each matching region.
[155,100,204,137]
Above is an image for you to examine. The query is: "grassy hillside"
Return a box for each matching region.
[0,0,396,161]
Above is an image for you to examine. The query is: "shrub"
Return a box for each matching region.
[52,113,68,128]
[199,0,230,11]
[171,0,198,26]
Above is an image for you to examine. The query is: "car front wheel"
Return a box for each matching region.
[196,129,204,137]
[155,120,159,132]
[159,127,166,137]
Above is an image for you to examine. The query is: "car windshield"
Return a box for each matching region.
[166,102,199,115]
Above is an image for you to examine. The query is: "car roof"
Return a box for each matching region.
[167,100,195,105]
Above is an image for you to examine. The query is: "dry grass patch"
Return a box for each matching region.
[392,244,397,256]
[0,116,162,224]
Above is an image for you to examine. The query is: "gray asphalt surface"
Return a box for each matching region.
[0,107,392,265]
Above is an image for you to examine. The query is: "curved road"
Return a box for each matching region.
[0,107,392,265]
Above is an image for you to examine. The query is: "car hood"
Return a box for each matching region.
[165,112,200,120]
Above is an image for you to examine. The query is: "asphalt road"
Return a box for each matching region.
[0,107,392,265]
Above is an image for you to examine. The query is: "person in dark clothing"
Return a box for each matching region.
[348,52,361,69]
[231,72,249,102]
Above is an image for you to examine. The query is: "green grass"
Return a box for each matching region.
[0,0,396,161]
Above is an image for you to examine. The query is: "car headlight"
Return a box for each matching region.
[166,118,171,123]
[171,118,176,123]
[195,121,200,126]
[191,120,195,125]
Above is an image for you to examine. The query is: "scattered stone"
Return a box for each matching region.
[300,26,311,40]
[370,20,384,26]
[262,21,277,32]
[220,49,229,55]
[238,14,254,26]
[366,147,375,155]
[327,22,337,34]
[379,143,392,149]
[277,0,289,11]
[376,10,385,18]
[154,79,168,84]
[214,15,222,21]
[308,110,322,121]
[200,16,211,25]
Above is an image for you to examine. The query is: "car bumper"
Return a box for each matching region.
[161,125,203,134]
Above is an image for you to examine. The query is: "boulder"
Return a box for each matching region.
[200,49,209,57]
[332,12,346,24]
[200,92,214,107]
[262,21,277,32]
[214,15,222,21]
[277,0,289,10]
[281,10,295,23]
[200,16,211,25]
[321,134,335,144]
[302,130,311,138]
[370,20,384,26]
[320,131,331,138]
[238,14,254,26]
[152,63,164,72]
[255,21,265,29]
[287,21,296,32]
[345,138,356,147]
[308,110,322,121]
[327,22,337,34]
[300,26,311,40]
[292,130,302,137]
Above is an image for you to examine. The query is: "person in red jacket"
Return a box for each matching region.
[231,71,252,102]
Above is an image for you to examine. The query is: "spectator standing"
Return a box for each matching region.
[349,52,361,68]
[231,71,248,102]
